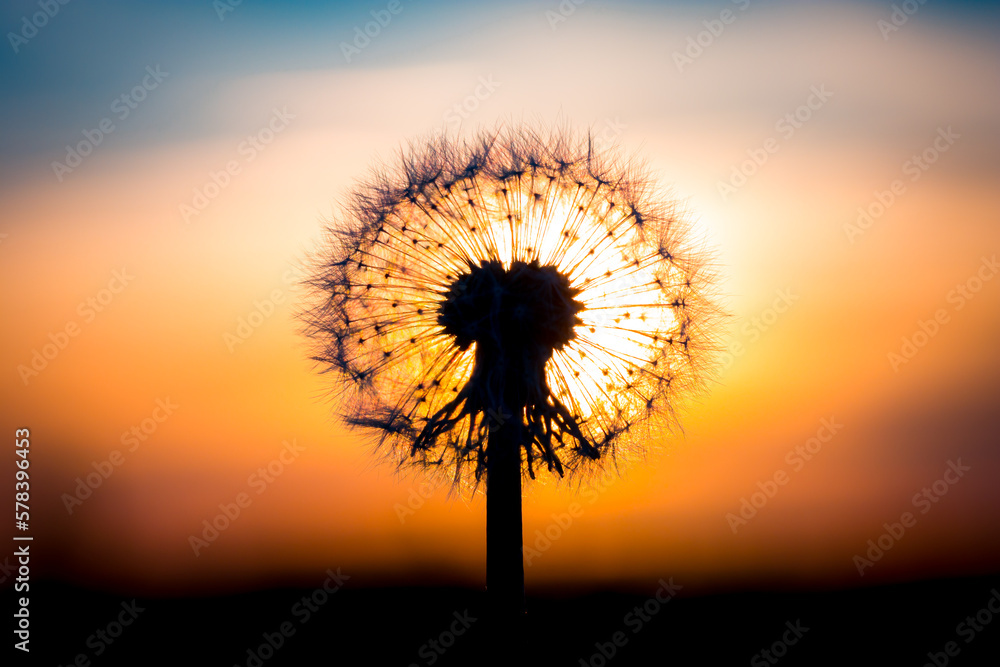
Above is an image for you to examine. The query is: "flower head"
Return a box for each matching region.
[303,126,718,492]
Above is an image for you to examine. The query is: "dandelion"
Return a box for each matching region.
[302,125,718,622]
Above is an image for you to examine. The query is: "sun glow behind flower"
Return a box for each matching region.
[304,127,716,491]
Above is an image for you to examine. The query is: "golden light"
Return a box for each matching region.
[302,126,716,489]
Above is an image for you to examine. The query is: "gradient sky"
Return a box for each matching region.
[2,0,999,596]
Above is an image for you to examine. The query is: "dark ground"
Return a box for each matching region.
[10,573,1000,666]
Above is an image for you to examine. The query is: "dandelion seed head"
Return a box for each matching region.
[302,125,719,494]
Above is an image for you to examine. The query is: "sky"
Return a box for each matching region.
[1,0,999,597]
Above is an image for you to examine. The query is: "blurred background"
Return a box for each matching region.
[2,0,999,664]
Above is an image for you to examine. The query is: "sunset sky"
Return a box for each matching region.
[2,0,999,599]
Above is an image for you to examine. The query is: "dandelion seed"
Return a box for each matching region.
[301,124,719,622]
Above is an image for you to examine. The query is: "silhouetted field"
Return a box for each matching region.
[12,573,1000,665]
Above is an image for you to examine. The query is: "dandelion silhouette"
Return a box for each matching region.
[303,125,716,627]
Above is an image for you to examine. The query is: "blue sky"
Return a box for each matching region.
[2,0,998,161]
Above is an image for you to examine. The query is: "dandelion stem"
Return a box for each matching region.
[304,126,718,649]
[485,371,526,624]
